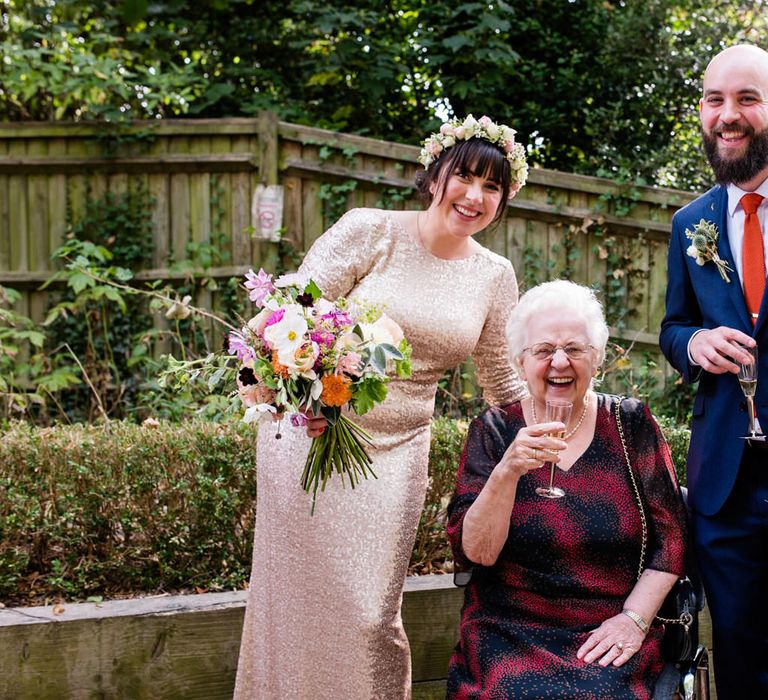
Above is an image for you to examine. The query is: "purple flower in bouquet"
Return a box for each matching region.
[290,413,309,428]
[310,330,336,348]
[228,332,258,363]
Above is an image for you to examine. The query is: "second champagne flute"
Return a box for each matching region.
[738,344,759,438]
[535,399,573,499]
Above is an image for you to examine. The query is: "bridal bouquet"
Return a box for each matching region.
[228,269,412,509]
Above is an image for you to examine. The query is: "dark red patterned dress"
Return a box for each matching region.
[446,394,687,700]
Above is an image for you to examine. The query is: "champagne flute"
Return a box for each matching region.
[535,399,573,499]
[738,344,759,437]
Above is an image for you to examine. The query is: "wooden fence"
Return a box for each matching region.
[0,112,696,377]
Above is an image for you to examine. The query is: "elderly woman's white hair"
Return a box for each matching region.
[507,280,610,369]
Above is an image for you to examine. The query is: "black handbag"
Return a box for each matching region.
[614,398,699,664]
[657,576,698,662]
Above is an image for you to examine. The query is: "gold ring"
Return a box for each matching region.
[532,448,539,461]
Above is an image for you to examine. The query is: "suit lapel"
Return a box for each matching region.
[706,187,754,330]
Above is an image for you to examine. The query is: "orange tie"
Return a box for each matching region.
[741,192,766,324]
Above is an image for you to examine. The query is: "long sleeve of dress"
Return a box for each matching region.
[446,406,513,569]
[620,397,687,576]
[297,208,382,299]
[471,263,527,406]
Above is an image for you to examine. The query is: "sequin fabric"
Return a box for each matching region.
[233,208,526,700]
[446,395,687,700]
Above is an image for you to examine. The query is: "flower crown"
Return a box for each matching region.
[418,114,529,187]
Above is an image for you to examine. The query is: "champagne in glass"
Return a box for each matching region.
[535,399,573,499]
[738,344,759,437]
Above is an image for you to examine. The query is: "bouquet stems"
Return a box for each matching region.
[300,414,377,514]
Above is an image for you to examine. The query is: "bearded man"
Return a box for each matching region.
[660,44,768,699]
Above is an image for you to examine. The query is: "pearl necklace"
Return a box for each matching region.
[530,395,590,440]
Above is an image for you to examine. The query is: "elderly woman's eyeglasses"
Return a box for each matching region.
[523,342,594,361]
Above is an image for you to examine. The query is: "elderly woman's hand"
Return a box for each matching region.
[498,421,568,478]
[576,613,647,667]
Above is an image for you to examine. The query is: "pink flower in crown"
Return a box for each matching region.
[427,140,443,157]
[440,123,456,137]
[454,126,466,139]
[244,268,274,306]
[504,139,516,153]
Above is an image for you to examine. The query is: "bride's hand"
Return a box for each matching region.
[305,410,328,438]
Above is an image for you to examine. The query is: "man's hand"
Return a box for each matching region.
[689,327,756,374]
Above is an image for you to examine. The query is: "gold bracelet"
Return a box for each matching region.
[622,609,649,634]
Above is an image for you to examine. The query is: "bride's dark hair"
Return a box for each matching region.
[414,137,512,225]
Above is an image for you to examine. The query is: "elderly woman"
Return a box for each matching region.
[446,280,687,700]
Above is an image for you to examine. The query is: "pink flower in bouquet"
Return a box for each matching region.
[373,315,404,345]
[264,308,285,329]
[292,341,320,376]
[337,351,363,377]
[244,269,274,306]
[359,315,405,346]
[247,308,272,336]
[237,377,276,408]
[310,330,336,348]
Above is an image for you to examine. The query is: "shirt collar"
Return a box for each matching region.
[727,179,768,216]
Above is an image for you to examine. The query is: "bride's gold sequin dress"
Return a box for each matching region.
[234,208,525,700]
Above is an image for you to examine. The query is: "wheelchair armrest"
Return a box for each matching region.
[679,645,710,700]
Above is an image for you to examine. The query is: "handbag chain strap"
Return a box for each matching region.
[614,397,688,628]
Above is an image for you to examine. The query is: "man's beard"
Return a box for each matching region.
[702,125,768,185]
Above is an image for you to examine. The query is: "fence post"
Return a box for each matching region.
[257,110,279,186]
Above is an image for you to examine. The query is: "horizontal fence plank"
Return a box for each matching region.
[0,154,257,175]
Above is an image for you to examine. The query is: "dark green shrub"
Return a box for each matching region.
[0,420,259,604]
[654,414,691,487]
[410,417,469,574]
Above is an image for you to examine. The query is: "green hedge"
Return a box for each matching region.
[0,415,689,605]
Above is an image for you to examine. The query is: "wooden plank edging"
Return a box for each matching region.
[0,574,462,699]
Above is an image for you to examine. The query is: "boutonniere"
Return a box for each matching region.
[685,219,733,283]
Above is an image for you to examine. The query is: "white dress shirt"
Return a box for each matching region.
[725,180,768,285]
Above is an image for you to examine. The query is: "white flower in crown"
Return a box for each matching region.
[418,113,528,187]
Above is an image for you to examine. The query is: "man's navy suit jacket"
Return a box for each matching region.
[660,184,768,516]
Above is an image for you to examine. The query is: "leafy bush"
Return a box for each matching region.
[654,414,691,487]
[0,420,259,604]
[0,414,690,605]
[410,416,469,574]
